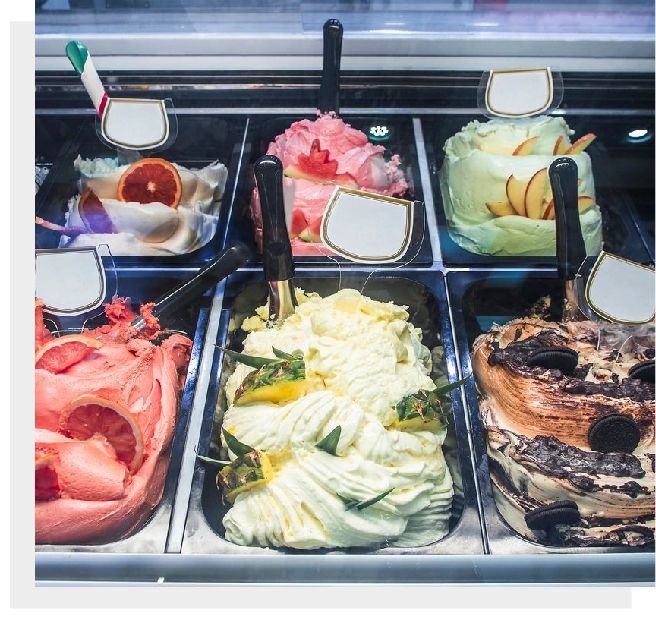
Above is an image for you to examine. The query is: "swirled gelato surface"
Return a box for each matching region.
[250,114,409,256]
[440,117,603,256]
[219,288,453,550]
[61,156,228,256]
[35,298,192,544]
[472,318,655,546]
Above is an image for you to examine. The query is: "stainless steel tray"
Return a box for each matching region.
[447,269,655,569]
[422,116,653,267]
[224,115,433,267]
[35,269,211,554]
[34,115,247,268]
[180,269,484,557]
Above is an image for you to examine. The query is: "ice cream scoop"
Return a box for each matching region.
[254,155,297,323]
[319,19,343,116]
[550,157,588,321]
[131,242,251,333]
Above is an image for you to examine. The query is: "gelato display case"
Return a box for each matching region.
[34,0,655,587]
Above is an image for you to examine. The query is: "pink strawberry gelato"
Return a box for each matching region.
[250,113,409,256]
[35,298,192,545]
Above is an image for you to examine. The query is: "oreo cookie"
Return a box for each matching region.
[527,346,578,374]
[525,500,580,530]
[628,359,655,384]
[588,413,641,454]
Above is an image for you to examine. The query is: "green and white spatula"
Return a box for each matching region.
[65,40,170,151]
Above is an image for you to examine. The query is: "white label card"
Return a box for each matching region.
[486,68,553,118]
[102,98,169,150]
[35,248,107,316]
[320,188,413,263]
[585,252,655,325]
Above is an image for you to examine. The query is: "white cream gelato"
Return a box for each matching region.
[61,156,228,256]
[220,288,454,550]
[440,117,603,256]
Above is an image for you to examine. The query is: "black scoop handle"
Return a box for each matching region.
[254,155,295,283]
[319,18,343,115]
[131,242,251,329]
[550,157,586,282]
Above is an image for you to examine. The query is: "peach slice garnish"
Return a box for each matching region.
[513,136,539,156]
[525,168,548,220]
[506,175,529,217]
[553,136,568,156]
[564,133,597,155]
[578,196,596,213]
[486,201,516,217]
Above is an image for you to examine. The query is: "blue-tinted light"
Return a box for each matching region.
[626,128,652,144]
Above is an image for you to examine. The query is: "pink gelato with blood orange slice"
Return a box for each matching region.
[250,113,409,256]
[34,297,192,544]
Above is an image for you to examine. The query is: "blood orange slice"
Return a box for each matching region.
[59,396,144,474]
[78,188,116,233]
[117,158,182,209]
[35,451,60,501]
[35,334,104,373]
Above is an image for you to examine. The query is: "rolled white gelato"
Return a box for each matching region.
[440,117,603,256]
[62,156,228,256]
[220,288,453,550]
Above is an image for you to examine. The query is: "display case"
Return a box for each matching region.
[34,0,655,586]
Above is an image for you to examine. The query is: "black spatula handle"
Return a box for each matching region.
[319,18,343,115]
[254,155,294,283]
[550,157,586,282]
[131,242,251,330]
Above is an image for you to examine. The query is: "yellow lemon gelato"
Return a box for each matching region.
[219,288,454,550]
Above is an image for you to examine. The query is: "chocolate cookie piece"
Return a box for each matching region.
[525,500,581,530]
[588,413,641,454]
[629,360,655,384]
[527,346,578,374]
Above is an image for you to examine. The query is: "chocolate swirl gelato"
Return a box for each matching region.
[472,318,655,547]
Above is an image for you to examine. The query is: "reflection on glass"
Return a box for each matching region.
[36,1,656,36]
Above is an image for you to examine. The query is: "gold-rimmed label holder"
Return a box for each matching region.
[320,187,414,264]
[585,251,655,325]
[35,246,116,317]
[479,68,564,119]
[101,98,170,150]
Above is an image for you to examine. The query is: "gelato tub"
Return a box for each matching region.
[423,116,652,267]
[447,270,655,555]
[35,115,246,266]
[225,116,432,266]
[180,270,482,555]
[35,269,211,553]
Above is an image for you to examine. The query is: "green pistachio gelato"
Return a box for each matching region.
[439,116,603,256]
